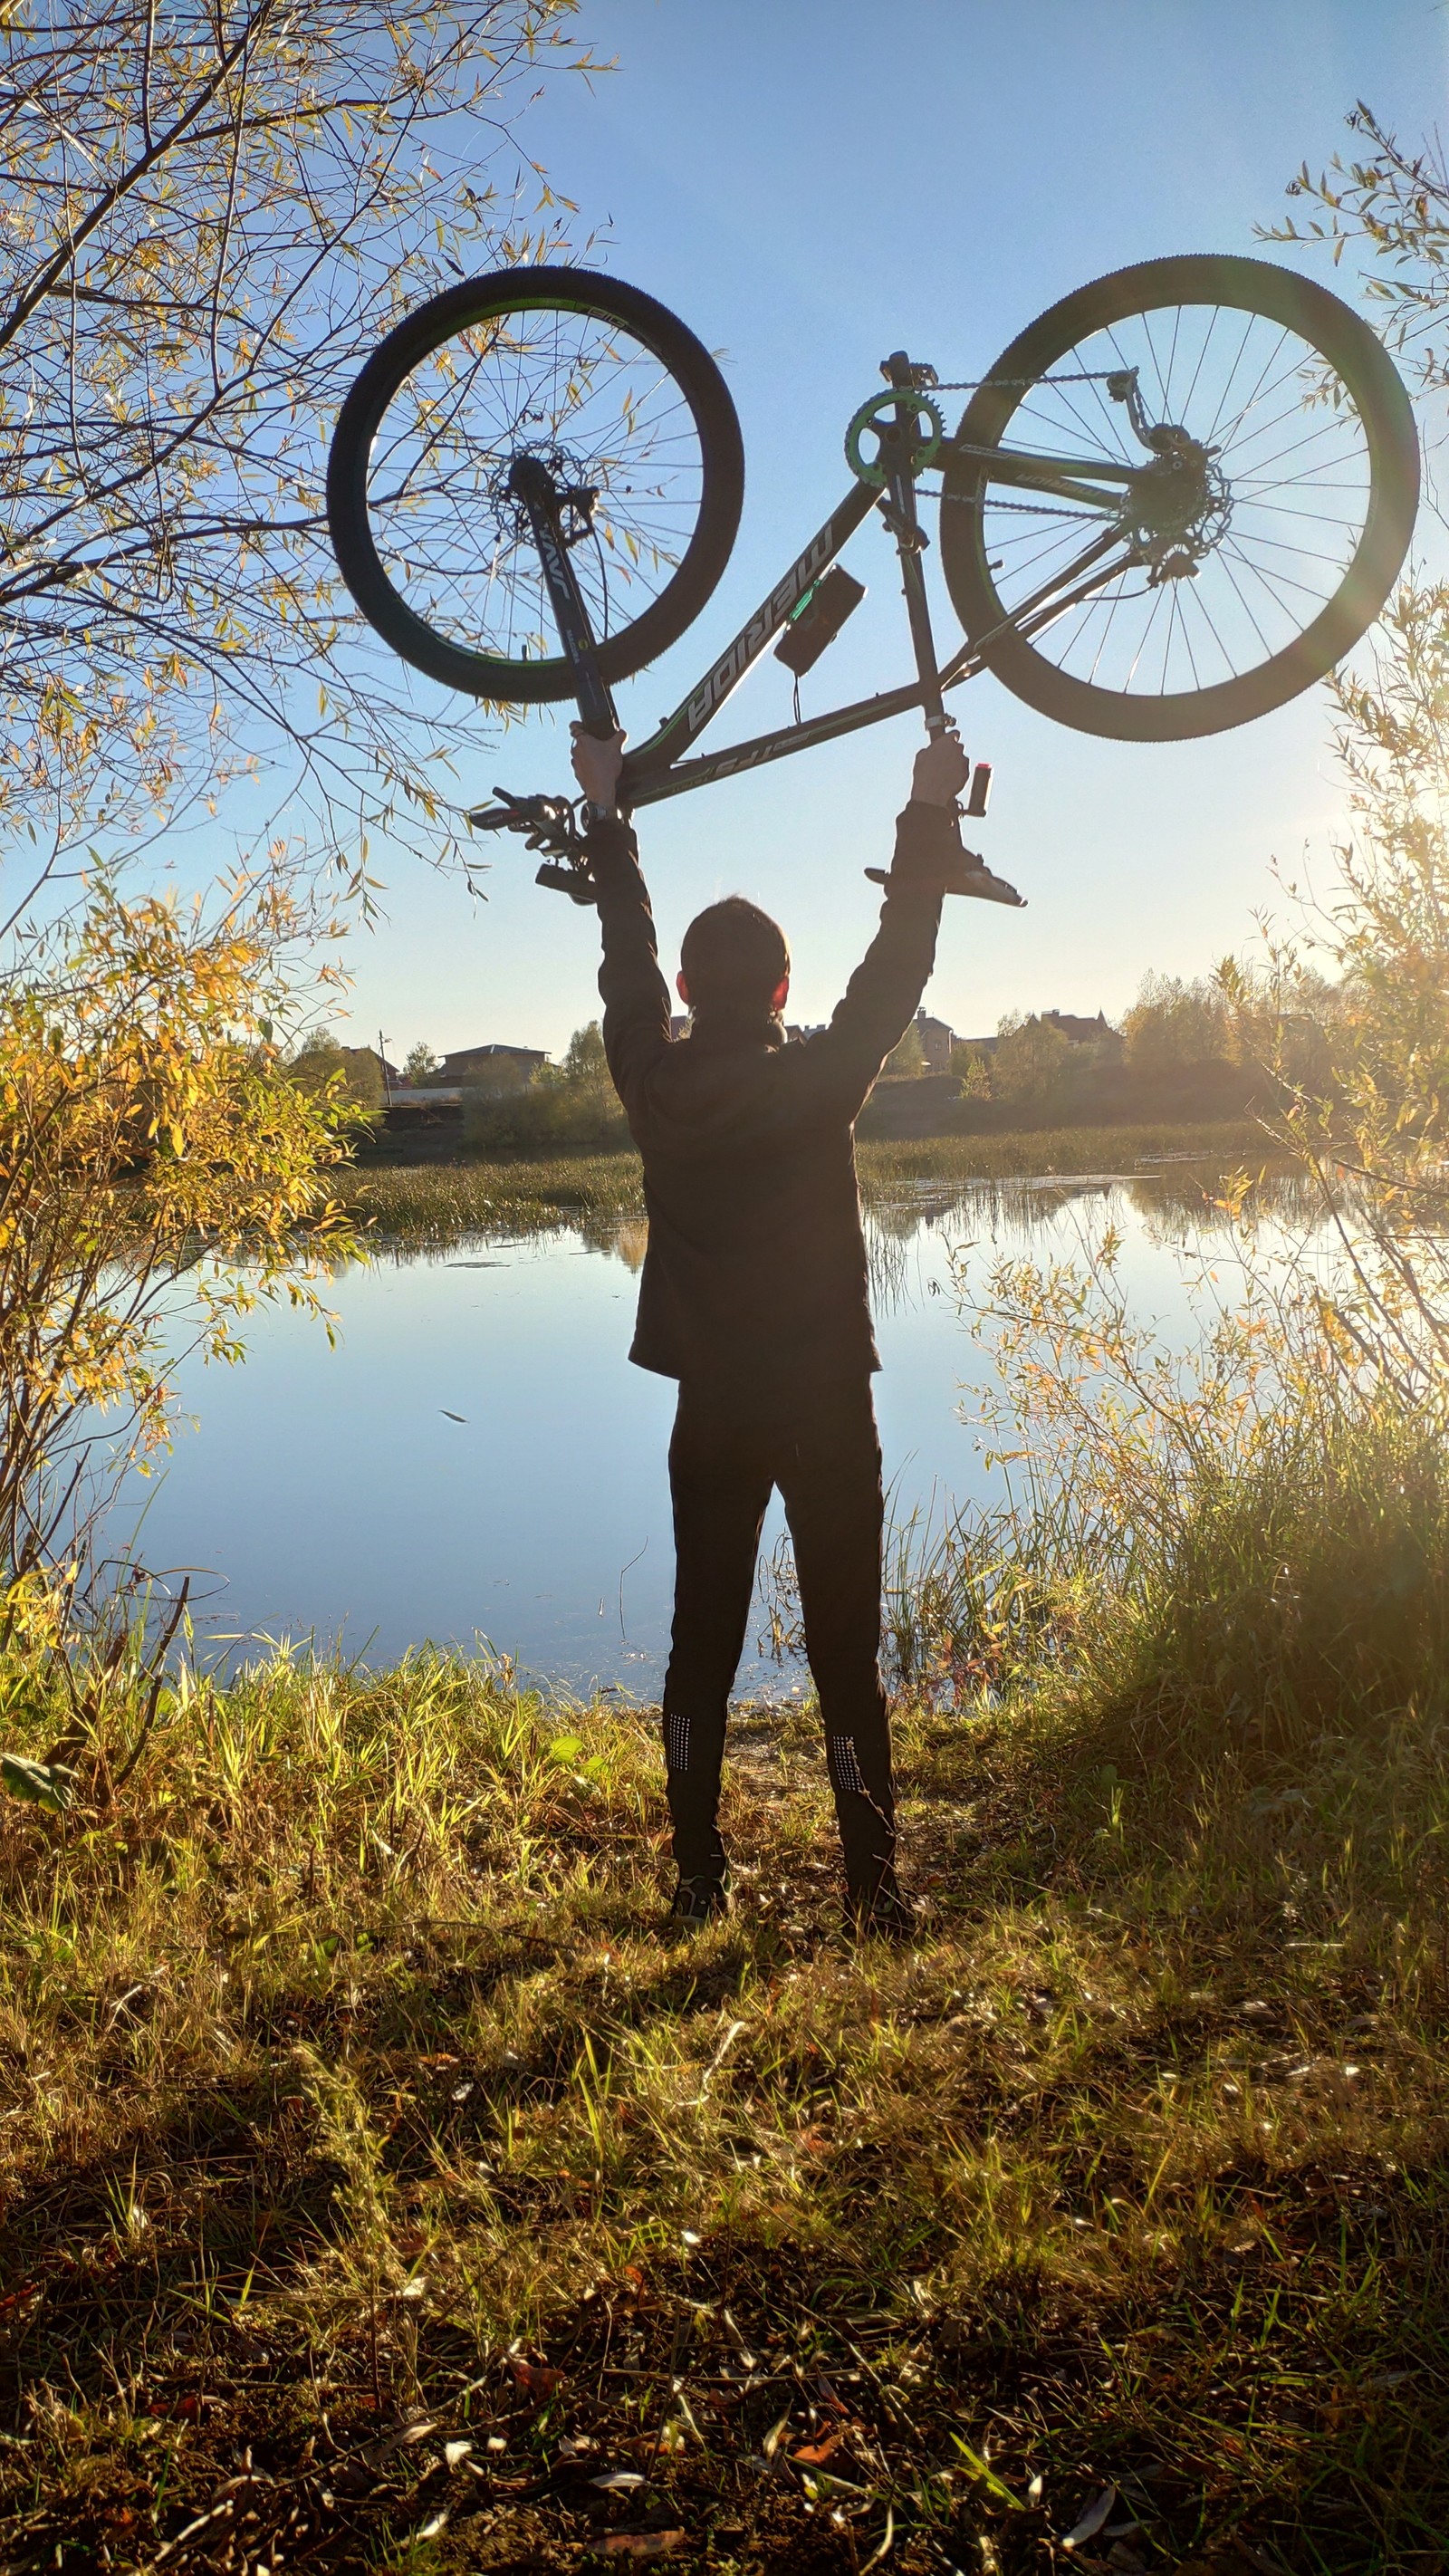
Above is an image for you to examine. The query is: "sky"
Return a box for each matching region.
[332,0,1447,1064]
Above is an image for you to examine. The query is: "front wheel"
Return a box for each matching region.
[939,255,1419,742]
[328,267,744,703]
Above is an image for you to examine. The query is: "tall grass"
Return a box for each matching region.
[343,1149,646,1245]
[5,1111,1444,2567]
[4,1366,1449,2567]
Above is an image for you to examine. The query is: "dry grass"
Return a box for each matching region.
[2,1644,1445,2572]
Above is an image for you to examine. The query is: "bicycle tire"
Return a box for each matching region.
[940,255,1419,742]
[327,266,744,703]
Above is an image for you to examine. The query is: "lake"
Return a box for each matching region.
[120,1166,1324,1696]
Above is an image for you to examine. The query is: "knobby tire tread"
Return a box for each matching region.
[327,266,744,704]
[940,254,1419,742]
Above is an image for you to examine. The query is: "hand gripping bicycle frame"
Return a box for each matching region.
[326,257,1419,908]
[468,350,1032,905]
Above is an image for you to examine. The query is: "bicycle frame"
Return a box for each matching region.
[468,364,1139,835]
[620,460,1127,806]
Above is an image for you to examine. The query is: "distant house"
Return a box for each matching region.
[440,1041,549,1095]
[956,1009,1120,1060]
[914,1009,957,1072]
[342,1045,402,1091]
[1041,1007,1120,1053]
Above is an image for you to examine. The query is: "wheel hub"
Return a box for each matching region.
[1123,429,1232,583]
[494,447,600,548]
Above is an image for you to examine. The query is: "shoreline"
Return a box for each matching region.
[340,1117,1273,1242]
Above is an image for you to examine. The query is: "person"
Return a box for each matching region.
[571,720,977,1937]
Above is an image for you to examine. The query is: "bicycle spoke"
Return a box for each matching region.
[362,298,710,663]
[956,291,1377,701]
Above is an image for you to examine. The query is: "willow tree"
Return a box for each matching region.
[1247,112,1449,1400]
[0,4,593,1730]
[0,0,596,912]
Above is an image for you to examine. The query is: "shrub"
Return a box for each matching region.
[1121,971,1231,1073]
[284,1036,384,1120]
[463,1021,629,1157]
[986,1012,1075,1110]
[884,1021,926,1078]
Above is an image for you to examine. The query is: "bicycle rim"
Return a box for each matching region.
[940,256,1418,742]
[328,268,744,703]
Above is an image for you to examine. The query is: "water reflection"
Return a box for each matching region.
[120,1162,1334,1693]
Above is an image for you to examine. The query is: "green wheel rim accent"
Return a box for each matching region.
[844,389,944,487]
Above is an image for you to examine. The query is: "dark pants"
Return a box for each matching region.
[661,1373,894,1891]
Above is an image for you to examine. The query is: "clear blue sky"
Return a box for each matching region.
[336,0,1445,1064]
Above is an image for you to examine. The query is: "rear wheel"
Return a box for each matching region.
[940,255,1419,741]
[328,267,744,703]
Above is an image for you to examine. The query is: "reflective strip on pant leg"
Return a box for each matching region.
[665,1710,693,1776]
[827,1733,868,1797]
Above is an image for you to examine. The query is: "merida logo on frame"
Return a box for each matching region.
[686,530,835,729]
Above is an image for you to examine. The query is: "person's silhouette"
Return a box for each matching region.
[571,721,972,1936]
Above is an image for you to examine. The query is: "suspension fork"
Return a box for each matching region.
[507,456,620,741]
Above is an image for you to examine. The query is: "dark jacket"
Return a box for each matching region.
[592,802,953,1393]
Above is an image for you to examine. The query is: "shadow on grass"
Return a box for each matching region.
[0,1650,1446,2571]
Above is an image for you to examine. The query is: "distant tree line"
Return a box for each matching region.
[339,960,1349,1157]
[881,965,1344,1133]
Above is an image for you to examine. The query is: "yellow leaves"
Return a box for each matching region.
[0,873,359,1572]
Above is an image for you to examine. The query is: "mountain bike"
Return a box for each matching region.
[327,255,1419,909]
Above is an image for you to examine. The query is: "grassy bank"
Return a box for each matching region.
[3,1513,1445,2571]
[343,1120,1267,1244]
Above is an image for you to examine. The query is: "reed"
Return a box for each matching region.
[340,1120,1267,1245]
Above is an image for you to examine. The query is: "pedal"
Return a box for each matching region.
[944,856,1023,906]
[864,859,1024,908]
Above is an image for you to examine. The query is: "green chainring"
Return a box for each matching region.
[844,387,945,487]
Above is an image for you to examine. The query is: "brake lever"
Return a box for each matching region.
[466,784,583,851]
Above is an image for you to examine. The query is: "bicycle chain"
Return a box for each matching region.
[919,485,1115,520]
[922,370,1129,393]
[919,370,1142,516]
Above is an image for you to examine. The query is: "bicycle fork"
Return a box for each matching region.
[499,456,624,899]
[508,456,620,744]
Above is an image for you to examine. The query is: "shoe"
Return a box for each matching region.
[667,1872,730,1929]
[846,1867,915,1944]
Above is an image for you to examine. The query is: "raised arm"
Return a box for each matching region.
[792,731,971,1120]
[571,726,672,1118]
